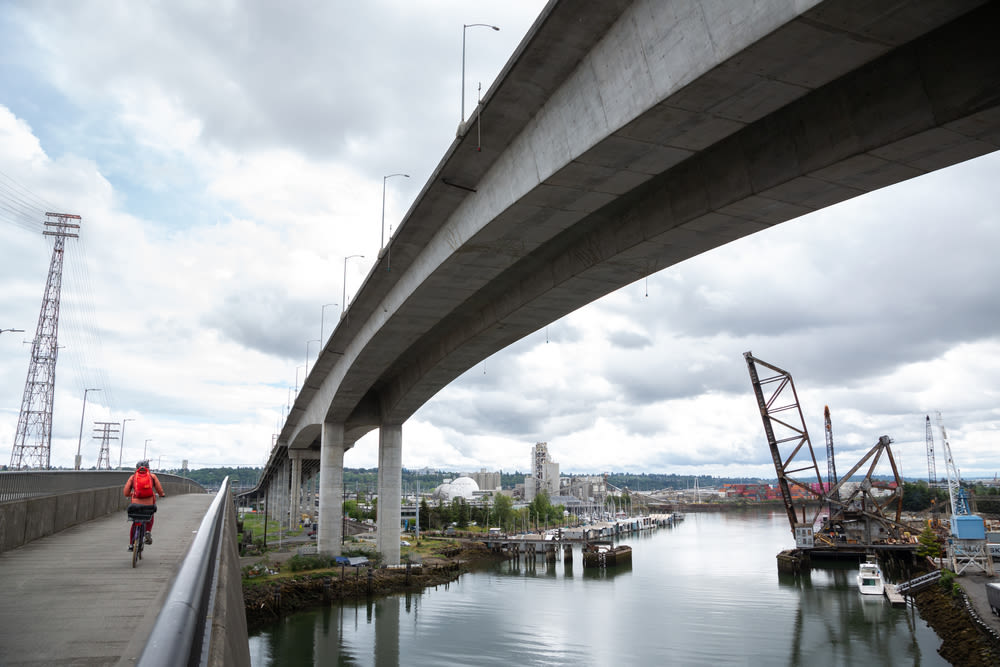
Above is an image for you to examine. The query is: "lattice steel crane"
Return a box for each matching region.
[935,412,994,575]
[744,352,907,549]
[824,406,839,502]
[925,415,938,488]
[937,412,969,516]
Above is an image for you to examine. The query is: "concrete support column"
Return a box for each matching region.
[319,423,345,555]
[276,460,286,533]
[289,451,302,530]
[377,423,402,565]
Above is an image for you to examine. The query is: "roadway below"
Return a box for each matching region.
[0,493,213,666]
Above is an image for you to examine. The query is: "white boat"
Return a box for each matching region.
[857,555,885,596]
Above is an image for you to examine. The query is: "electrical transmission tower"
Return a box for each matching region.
[93,422,120,470]
[925,415,937,488]
[9,213,81,469]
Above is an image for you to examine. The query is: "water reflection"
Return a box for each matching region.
[249,513,947,666]
[779,563,928,666]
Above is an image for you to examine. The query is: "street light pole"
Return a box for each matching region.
[75,388,101,470]
[342,255,364,315]
[305,339,320,377]
[381,173,409,269]
[461,23,500,127]
[119,418,135,468]
[143,439,152,459]
[320,302,338,346]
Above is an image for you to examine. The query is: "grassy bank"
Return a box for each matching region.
[242,539,503,632]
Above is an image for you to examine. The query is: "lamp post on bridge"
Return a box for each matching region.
[342,255,364,316]
[143,439,152,460]
[305,339,320,377]
[75,388,101,470]
[461,23,500,127]
[381,173,409,271]
[118,418,135,469]
[320,302,338,346]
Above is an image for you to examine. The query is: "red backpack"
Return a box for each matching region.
[134,469,154,499]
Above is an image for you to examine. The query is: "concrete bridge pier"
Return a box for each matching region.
[318,422,348,554]
[289,451,302,530]
[377,423,403,565]
[275,458,289,532]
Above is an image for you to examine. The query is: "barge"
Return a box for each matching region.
[582,541,632,568]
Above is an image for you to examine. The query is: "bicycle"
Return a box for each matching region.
[127,503,157,568]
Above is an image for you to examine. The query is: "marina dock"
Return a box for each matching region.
[884,584,906,607]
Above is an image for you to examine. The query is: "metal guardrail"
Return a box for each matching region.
[138,476,231,667]
[0,470,200,503]
[896,570,942,594]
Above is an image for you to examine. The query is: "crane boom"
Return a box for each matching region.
[925,415,937,488]
[937,412,969,515]
[824,406,839,502]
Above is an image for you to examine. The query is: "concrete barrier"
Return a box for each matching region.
[0,478,204,554]
[206,496,252,667]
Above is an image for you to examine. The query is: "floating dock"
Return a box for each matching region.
[884,584,906,607]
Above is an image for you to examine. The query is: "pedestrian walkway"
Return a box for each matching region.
[0,493,213,666]
[956,572,1000,638]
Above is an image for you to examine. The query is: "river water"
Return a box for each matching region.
[248,510,949,666]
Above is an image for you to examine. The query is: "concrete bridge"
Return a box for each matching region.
[247,0,1000,565]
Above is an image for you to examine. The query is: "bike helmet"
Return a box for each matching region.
[136,460,150,470]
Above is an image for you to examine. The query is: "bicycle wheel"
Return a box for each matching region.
[132,526,141,568]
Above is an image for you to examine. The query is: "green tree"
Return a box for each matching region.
[916,522,942,559]
[492,493,514,530]
[430,498,448,529]
[529,491,553,529]
[343,499,362,521]
[419,498,430,531]
[901,482,930,511]
[452,498,470,528]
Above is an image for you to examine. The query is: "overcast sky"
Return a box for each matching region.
[2,1,998,483]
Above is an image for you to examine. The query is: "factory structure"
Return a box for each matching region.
[431,442,610,513]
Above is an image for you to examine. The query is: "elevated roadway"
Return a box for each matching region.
[252,0,1000,564]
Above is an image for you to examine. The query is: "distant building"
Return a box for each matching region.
[528,442,560,499]
[563,475,607,502]
[466,468,501,491]
[432,476,480,501]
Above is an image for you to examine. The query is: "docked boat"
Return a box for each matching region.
[582,541,632,568]
[857,555,885,595]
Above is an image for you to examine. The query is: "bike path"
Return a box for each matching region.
[0,492,213,667]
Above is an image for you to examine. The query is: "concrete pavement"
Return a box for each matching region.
[956,572,1000,638]
[0,492,213,666]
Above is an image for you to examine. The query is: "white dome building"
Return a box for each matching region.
[434,476,480,501]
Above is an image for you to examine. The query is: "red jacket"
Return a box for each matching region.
[124,469,166,506]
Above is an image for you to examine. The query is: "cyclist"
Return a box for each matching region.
[123,459,166,551]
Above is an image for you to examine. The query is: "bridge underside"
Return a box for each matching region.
[255,0,999,562]
[303,0,1000,443]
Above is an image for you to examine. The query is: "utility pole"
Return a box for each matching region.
[10,213,81,469]
[93,421,120,470]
